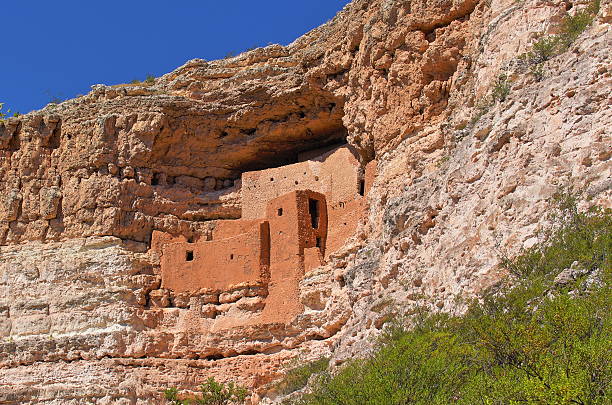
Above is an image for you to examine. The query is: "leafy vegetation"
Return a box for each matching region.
[470,73,512,126]
[0,103,19,121]
[471,0,600,124]
[127,73,156,86]
[291,194,611,404]
[276,358,330,396]
[144,73,156,85]
[164,378,248,405]
[520,0,600,80]
[43,89,67,105]
[490,73,511,103]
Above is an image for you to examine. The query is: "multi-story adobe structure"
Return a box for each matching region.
[152,144,376,323]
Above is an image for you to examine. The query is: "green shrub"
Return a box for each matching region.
[491,73,511,103]
[502,193,610,279]
[469,100,491,126]
[292,195,611,405]
[164,388,185,405]
[1,103,10,120]
[127,74,155,86]
[469,73,511,125]
[276,358,330,395]
[529,62,545,82]
[0,103,19,122]
[558,0,600,47]
[528,35,561,64]
[521,0,599,79]
[164,378,248,405]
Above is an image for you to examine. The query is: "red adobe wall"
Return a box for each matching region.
[325,159,377,259]
[160,221,270,293]
[321,145,362,205]
[326,198,363,259]
[241,145,360,220]
[213,219,263,241]
[295,191,328,259]
[261,190,327,322]
[264,190,327,264]
[152,149,376,324]
[151,230,187,256]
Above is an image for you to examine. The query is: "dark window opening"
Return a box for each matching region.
[316,237,321,248]
[277,208,283,216]
[309,198,320,229]
[187,237,194,243]
[359,180,366,196]
[230,254,234,260]
[186,250,194,261]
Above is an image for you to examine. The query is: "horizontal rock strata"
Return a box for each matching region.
[0,0,610,403]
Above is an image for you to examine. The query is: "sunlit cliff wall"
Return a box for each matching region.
[0,0,610,403]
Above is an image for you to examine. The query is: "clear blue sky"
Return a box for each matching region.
[1,1,351,114]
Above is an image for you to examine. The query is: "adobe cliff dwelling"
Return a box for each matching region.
[150,145,376,326]
[0,0,610,402]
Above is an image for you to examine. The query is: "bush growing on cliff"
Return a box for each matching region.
[0,103,17,120]
[0,103,20,123]
[521,0,600,80]
[276,358,330,395]
[124,74,156,87]
[490,73,511,103]
[144,73,156,85]
[291,195,611,404]
[469,73,512,126]
[164,378,248,404]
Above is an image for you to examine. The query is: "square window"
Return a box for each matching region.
[186,250,194,261]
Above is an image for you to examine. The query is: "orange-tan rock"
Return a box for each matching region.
[0,0,610,403]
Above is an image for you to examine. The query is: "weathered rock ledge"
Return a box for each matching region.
[0,0,610,403]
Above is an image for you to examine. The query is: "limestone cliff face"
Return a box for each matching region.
[0,0,610,403]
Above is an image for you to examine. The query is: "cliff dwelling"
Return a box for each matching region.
[2,0,611,400]
[151,144,376,324]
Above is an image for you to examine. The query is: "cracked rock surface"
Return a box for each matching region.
[0,0,610,403]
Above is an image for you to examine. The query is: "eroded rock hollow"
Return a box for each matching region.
[0,0,610,403]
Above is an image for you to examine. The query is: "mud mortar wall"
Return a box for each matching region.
[161,221,270,292]
[241,146,362,220]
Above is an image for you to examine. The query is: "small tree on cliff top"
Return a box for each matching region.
[0,103,18,120]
